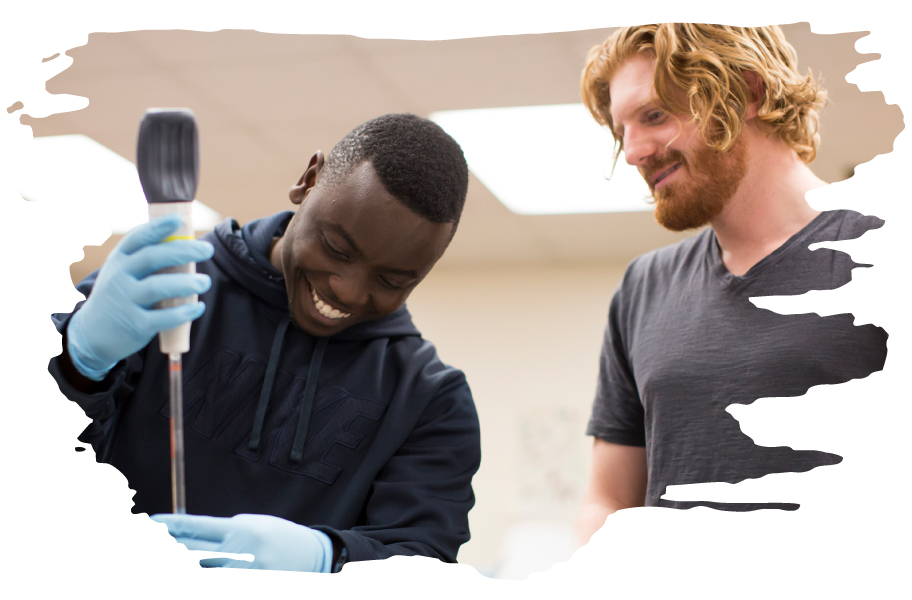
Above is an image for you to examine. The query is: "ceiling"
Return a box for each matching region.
[25,23,903,270]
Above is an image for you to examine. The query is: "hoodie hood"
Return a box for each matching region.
[207,212,421,343]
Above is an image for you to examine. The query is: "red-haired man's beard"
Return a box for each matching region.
[640,138,749,232]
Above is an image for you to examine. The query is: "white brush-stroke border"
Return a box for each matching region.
[1,1,907,598]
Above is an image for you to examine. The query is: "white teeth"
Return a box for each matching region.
[661,163,681,180]
[311,287,350,320]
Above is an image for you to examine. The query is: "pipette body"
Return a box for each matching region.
[138,108,200,516]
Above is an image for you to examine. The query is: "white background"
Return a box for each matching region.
[1,1,907,598]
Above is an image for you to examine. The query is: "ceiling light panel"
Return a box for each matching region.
[431,104,654,215]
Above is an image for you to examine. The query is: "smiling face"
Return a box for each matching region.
[608,53,748,231]
[272,158,454,337]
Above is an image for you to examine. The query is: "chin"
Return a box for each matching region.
[295,311,334,336]
[653,185,728,232]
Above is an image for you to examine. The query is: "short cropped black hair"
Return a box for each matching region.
[320,113,469,231]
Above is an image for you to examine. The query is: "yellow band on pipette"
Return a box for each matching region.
[163,235,196,242]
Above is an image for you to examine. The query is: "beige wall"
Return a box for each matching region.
[406,262,628,572]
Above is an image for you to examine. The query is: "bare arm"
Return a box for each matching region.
[574,438,647,545]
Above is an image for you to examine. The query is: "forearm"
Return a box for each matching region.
[575,496,641,546]
[48,317,141,423]
[324,522,463,564]
[338,377,479,564]
[575,439,648,546]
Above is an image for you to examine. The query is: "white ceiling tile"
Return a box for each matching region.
[365,39,587,112]
[123,29,356,69]
[183,57,412,142]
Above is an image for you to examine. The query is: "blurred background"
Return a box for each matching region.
[22,23,902,578]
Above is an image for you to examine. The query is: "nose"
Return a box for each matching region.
[622,127,657,166]
[327,268,370,311]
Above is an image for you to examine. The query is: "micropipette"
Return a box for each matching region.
[137,108,200,515]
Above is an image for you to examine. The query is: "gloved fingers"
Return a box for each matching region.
[199,557,255,569]
[127,240,215,279]
[142,302,207,333]
[199,557,230,568]
[170,533,256,569]
[133,273,211,307]
[170,537,223,553]
[116,215,183,256]
[151,513,233,542]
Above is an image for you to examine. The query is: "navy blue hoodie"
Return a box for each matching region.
[49,211,481,566]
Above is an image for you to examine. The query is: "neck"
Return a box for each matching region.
[269,235,285,274]
[711,127,827,276]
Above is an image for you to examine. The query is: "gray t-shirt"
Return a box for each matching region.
[587,210,887,511]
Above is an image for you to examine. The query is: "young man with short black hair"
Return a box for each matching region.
[50,113,481,573]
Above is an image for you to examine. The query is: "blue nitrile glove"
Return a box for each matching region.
[151,513,334,573]
[66,214,214,380]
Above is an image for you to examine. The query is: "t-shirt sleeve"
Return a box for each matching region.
[586,279,646,446]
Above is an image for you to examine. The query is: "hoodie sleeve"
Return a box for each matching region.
[315,369,481,566]
[47,271,147,455]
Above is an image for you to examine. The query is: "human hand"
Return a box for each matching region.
[151,513,333,573]
[66,214,213,380]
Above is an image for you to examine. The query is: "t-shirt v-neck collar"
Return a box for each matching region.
[706,211,833,290]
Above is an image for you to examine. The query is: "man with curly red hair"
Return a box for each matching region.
[575,24,887,543]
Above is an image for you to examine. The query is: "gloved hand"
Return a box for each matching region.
[66,214,214,380]
[151,513,334,573]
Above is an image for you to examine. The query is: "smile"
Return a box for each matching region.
[654,162,682,186]
[311,286,351,320]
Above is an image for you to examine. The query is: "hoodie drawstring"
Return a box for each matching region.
[248,314,291,451]
[247,313,329,462]
[290,336,328,462]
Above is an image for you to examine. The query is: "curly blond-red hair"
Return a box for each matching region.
[580,24,827,163]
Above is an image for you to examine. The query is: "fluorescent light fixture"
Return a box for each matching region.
[19,134,223,234]
[431,104,654,215]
